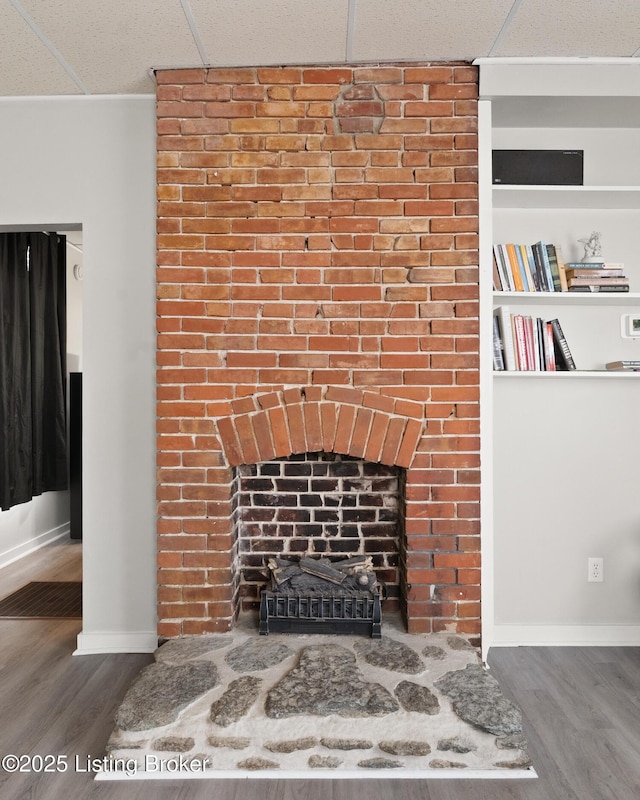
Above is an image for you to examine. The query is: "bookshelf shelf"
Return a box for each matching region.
[490,95,640,130]
[494,370,640,378]
[493,185,640,209]
[493,291,640,306]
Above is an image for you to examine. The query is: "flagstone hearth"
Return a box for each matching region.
[104,617,533,779]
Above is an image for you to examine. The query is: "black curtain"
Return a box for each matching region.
[0,232,67,511]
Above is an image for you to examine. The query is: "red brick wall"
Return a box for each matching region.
[155,62,480,640]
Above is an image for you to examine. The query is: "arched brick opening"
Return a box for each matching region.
[216,386,425,469]
[215,386,424,625]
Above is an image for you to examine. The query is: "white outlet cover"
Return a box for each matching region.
[588,557,604,582]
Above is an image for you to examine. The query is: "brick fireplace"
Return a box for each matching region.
[155,62,480,642]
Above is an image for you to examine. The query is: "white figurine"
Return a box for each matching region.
[579,231,602,262]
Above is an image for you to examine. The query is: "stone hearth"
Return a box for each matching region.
[105,618,532,777]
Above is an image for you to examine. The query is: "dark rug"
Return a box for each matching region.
[0,581,82,619]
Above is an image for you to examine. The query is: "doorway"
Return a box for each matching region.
[0,227,83,611]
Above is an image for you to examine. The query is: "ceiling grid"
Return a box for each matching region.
[0,0,639,96]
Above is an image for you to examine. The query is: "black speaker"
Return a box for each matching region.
[492,150,583,186]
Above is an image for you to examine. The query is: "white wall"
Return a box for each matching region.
[66,236,83,373]
[0,495,71,569]
[493,377,640,644]
[0,96,157,652]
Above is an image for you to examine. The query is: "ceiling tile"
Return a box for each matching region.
[19,0,202,94]
[351,0,514,61]
[189,0,349,66]
[496,0,640,57]
[0,4,81,95]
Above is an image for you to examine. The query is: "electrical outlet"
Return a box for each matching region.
[588,557,604,582]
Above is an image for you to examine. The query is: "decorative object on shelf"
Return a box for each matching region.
[605,360,640,371]
[579,231,602,263]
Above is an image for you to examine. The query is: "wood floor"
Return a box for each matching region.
[1,540,639,799]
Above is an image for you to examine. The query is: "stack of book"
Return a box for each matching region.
[493,307,576,371]
[605,360,640,371]
[493,241,566,292]
[564,262,630,293]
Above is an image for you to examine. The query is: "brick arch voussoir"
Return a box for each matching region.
[216,387,425,469]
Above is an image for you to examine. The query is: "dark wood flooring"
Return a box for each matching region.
[1,539,639,799]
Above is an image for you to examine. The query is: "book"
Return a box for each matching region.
[514,246,531,292]
[513,314,528,369]
[544,321,556,371]
[564,261,605,269]
[549,318,576,370]
[505,243,525,291]
[525,244,541,291]
[605,360,640,371]
[498,245,514,291]
[536,317,546,371]
[527,316,540,371]
[567,276,628,286]
[554,245,569,292]
[492,248,503,291]
[545,243,563,292]
[493,314,505,370]
[495,306,517,370]
[533,241,554,291]
[568,285,630,292]
[518,244,534,292]
[565,268,624,279]
[496,245,514,291]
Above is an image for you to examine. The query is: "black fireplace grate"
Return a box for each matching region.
[259,590,382,638]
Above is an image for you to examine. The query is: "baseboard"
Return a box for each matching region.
[0,522,70,570]
[490,624,640,647]
[74,630,158,655]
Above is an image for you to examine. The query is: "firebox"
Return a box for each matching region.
[232,451,403,638]
[233,452,403,612]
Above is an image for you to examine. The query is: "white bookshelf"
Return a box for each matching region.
[477,59,640,652]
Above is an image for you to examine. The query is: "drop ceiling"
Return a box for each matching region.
[1,0,639,97]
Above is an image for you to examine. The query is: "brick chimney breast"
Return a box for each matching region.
[156,62,480,641]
